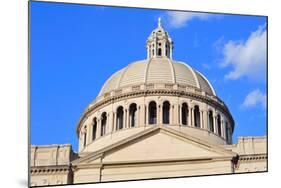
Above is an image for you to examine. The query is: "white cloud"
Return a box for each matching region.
[221,25,267,80]
[242,89,266,109]
[166,11,214,28]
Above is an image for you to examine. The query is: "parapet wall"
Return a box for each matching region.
[30,144,74,167]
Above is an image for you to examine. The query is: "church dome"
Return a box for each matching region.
[98,58,216,97]
[98,18,215,98]
[77,18,234,153]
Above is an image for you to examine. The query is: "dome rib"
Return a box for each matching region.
[144,58,153,83]
[168,58,176,83]
[177,61,200,88]
[195,70,216,96]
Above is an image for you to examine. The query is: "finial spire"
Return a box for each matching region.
[158,17,162,28]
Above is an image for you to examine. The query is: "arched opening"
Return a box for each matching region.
[92,118,97,140]
[116,106,124,130]
[129,103,137,128]
[225,122,229,142]
[162,101,170,124]
[101,112,107,136]
[208,110,214,132]
[181,103,189,125]
[157,48,162,56]
[227,125,232,144]
[217,114,222,136]
[83,128,87,147]
[194,105,201,128]
[149,101,157,124]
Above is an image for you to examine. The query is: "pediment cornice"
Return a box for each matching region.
[72,125,237,167]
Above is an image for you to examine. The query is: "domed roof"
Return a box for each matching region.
[98,57,216,96]
[98,18,216,97]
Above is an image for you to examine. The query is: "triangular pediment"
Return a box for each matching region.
[72,126,236,165]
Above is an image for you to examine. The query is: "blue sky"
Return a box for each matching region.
[30,2,267,151]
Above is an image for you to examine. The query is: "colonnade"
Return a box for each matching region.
[80,100,232,149]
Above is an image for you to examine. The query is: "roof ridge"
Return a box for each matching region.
[195,69,216,95]
[168,58,176,84]
[177,61,200,88]
[144,58,153,83]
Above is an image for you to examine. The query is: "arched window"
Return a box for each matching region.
[227,125,232,144]
[225,122,229,142]
[83,128,87,147]
[181,103,189,125]
[217,114,222,136]
[92,118,97,140]
[116,106,124,130]
[129,103,137,127]
[101,112,107,136]
[149,101,157,124]
[157,48,162,56]
[194,105,200,128]
[162,101,170,124]
[208,111,214,132]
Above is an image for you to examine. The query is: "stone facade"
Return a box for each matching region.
[30,18,267,187]
[30,144,76,186]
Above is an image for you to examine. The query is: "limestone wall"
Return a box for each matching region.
[223,136,267,173]
[30,144,75,186]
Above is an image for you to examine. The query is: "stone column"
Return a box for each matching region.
[213,115,217,134]
[188,106,191,126]
[79,132,83,151]
[140,104,145,126]
[169,105,173,125]
[83,126,88,147]
[203,110,208,130]
[87,123,93,144]
[173,104,179,125]
[179,104,182,125]
[97,118,101,138]
[123,109,127,129]
[159,104,162,124]
[221,119,225,139]
[107,112,113,134]
[126,109,130,128]
[200,110,203,129]
[190,107,194,127]
[112,112,115,132]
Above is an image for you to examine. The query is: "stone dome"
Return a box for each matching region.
[77,18,234,153]
[98,58,216,97]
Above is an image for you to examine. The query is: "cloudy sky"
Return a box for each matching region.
[30,2,267,151]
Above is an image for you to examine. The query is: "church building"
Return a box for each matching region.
[30,18,267,187]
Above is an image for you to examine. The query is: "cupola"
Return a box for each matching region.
[146,18,174,59]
